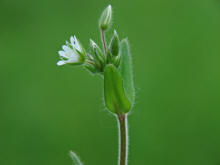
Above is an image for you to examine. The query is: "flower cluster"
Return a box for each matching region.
[57,5,121,75]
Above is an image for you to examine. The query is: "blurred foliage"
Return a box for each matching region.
[1,0,220,165]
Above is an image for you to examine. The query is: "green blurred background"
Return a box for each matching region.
[1,0,220,164]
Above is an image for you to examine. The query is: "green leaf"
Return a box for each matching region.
[104,64,131,114]
[118,39,135,107]
[69,151,83,165]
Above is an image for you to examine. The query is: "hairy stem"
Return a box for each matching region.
[101,29,107,54]
[117,114,128,165]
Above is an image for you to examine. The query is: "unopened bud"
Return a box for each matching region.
[109,30,120,56]
[99,5,112,30]
[90,39,106,71]
[85,63,97,74]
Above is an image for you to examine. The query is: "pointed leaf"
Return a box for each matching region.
[104,64,131,114]
[118,39,135,107]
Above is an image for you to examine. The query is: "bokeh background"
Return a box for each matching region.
[1,0,220,164]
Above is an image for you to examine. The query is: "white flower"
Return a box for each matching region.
[57,36,85,66]
[70,36,81,52]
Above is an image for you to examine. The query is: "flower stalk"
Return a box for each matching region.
[117,114,128,165]
[101,29,107,54]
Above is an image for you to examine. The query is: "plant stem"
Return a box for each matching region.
[101,29,107,54]
[117,114,128,165]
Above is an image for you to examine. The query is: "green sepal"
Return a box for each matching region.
[95,45,106,65]
[75,49,85,64]
[118,39,135,107]
[106,50,112,64]
[77,40,87,58]
[113,55,121,67]
[84,63,97,74]
[104,64,131,114]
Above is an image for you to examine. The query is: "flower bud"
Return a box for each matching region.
[99,5,112,30]
[109,30,120,56]
[90,39,105,70]
[85,63,97,74]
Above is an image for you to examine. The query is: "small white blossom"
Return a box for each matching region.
[70,36,81,52]
[57,36,85,66]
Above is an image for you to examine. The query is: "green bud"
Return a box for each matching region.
[109,30,120,56]
[99,5,112,30]
[85,63,97,74]
[90,39,103,58]
[90,39,105,71]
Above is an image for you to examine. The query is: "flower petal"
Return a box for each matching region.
[70,35,81,51]
[62,45,71,52]
[70,36,75,45]
[58,51,68,58]
[57,60,66,66]
[68,52,79,62]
